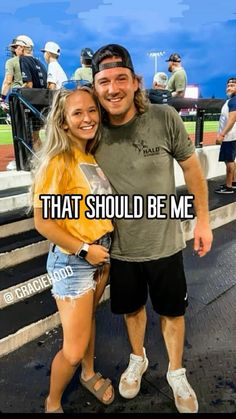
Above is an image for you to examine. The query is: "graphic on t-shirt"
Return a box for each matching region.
[80,163,112,195]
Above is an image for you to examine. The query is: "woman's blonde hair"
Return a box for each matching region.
[30,86,101,202]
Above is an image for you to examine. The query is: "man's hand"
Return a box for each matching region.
[216,133,224,145]
[0,98,9,113]
[193,221,213,257]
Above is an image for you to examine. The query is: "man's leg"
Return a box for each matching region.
[119,306,149,399]
[161,315,198,413]
[160,315,184,370]
[109,259,149,399]
[124,305,147,357]
[226,161,235,188]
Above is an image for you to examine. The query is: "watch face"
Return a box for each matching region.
[79,249,88,258]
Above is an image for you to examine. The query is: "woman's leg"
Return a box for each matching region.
[81,264,113,402]
[46,289,94,412]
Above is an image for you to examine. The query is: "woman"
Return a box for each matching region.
[33,86,114,412]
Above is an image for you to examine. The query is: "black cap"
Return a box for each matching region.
[227,77,236,84]
[81,48,94,60]
[92,44,134,77]
[166,53,181,62]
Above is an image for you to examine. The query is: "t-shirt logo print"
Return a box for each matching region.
[133,139,148,153]
[133,139,160,157]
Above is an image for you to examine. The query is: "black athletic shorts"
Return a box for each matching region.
[110,251,188,317]
[219,141,236,162]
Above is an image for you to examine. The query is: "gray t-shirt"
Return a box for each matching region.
[95,104,195,261]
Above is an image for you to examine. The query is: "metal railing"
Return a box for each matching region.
[7,91,225,171]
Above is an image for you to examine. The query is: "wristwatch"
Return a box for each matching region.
[76,243,89,259]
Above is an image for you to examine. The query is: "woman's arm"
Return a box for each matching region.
[34,208,110,265]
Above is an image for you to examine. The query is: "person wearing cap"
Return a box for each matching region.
[166,53,187,98]
[72,48,94,84]
[0,36,25,112]
[19,36,47,89]
[41,41,68,90]
[92,43,213,414]
[214,77,236,194]
[18,36,47,150]
[147,71,172,104]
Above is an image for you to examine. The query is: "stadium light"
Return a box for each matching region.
[148,51,165,74]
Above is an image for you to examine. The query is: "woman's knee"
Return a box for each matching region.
[63,346,87,367]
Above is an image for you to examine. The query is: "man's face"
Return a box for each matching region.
[168,61,174,72]
[94,57,138,125]
[12,45,24,57]
[226,81,236,97]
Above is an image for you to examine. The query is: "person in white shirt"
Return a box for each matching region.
[41,41,68,89]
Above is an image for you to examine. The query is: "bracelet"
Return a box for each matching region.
[0,94,7,101]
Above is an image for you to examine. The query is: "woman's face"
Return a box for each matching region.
[63,90,100,149]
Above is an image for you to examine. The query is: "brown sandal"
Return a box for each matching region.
[79,372,115,405]
[44,398,64,413]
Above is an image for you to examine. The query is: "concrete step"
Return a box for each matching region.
[0,170,32,192]
[0,239,49,270]
[0,191,30,213]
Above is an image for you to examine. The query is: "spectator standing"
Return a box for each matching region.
[19,36,47,150]
[147,71,172,104]
[166,53,187,97]
[0,36,25,110]
[215,77,236,194]
[0,36,27,170]
[41,41,68,89]
[73,48,94,84]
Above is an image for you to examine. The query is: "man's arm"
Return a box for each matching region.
[22,81,33,88]
[216,110,236,144]
[47,81,56,89]
[1,73,13,97]
[178,153,213,257]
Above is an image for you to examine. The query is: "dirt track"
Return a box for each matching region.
[0,133,217,172]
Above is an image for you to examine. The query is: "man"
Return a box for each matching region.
[166,53,187,97]
[92,44,213,414]
[19,36,47,150]
[0,37,25,111]
[147,71,172,104]
[41,41,68,89]
[73,48,94,84]
[0,36,34,170]
[19,36,47,89]
[214,77,236,194]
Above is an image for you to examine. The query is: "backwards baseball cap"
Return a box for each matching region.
[166,53,181,63]
[81,48,94,59]
[153,72,168,86]
[10,35,34,48]
[41,41,61,56]
[92,44,134,77]
[227,77,236,84]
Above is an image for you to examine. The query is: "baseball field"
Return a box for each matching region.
[0,121,218,145]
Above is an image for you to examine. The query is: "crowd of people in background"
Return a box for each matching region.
[0,34,188,110]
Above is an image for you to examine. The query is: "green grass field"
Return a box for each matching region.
[0,124,13,145]
[0,120,219,146]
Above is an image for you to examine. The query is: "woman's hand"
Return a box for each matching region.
[85,244,110,266]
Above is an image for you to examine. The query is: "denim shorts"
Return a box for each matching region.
[46,233,111,300]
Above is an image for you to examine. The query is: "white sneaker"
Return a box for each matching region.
[119,347,149,399]
[167,367,198,413]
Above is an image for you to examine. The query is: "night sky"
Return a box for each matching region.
[0,0,236,98]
